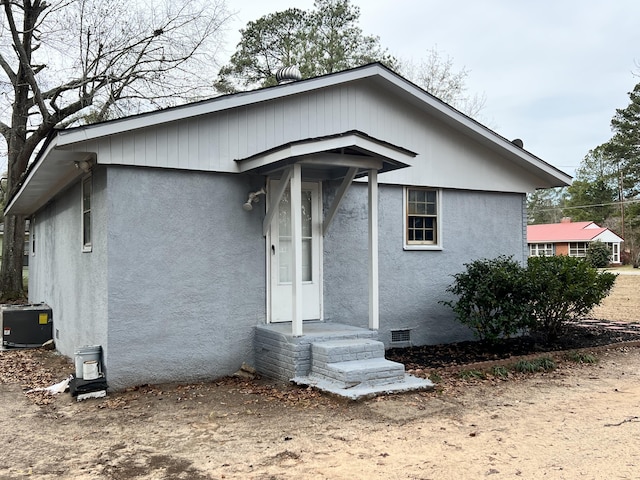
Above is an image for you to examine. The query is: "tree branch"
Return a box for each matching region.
[0,52,17,84]
[0,120,10,141]
[2,0,50,120]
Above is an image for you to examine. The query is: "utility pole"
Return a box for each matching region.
[619,168,625,241]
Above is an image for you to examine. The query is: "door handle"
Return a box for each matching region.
[272,245,275,255]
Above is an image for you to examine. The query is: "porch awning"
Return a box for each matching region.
[235,130,415,179]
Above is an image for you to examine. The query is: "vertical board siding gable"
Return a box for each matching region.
[60,82,537,192]
[64,84,377,172]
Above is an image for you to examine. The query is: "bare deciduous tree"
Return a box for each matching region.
[0,0,232,299]
[400,47,487,119]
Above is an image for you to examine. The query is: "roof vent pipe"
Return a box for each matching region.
[276,66,302,84]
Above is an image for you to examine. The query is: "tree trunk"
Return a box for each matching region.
[0,214,26,301]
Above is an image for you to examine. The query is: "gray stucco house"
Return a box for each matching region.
[6,63,571,391]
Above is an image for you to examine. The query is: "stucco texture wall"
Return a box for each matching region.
[322,183,526,347]
[29,167,109,361]
[105,167,266,389]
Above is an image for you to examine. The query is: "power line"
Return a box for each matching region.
[534,198,640,212]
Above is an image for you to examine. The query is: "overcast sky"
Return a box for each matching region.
[225,0,640,177]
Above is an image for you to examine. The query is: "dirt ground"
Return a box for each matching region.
[1,274,639,479]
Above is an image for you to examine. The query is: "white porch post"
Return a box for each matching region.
[290,163,304,336]
[368,169,379,330]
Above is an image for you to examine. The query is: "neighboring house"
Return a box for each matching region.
[527,218,623,264]
[6,63,571,390]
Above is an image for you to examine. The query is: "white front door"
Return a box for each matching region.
[269,180,322,322]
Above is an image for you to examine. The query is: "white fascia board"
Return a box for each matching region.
[6,143,89,215]
[51,63,571,188]
[369,69,572,187]
[5,136,60,214]
[55,65,390,148]
[48,63,569,186]
[528,238,586,243]
[237,132,414,173]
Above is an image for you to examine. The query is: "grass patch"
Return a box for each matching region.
[490,365,509,378]
[514,356,556,373]
[428,372,442,383]
[566,351,598,364]
[458,369,486,380]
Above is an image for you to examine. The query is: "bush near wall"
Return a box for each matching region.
[443,255,617,344]
[585,240,612,268]
[527,255,616,342]
[441,256,532,343]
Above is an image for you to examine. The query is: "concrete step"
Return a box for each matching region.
[309,338,406,388]
[311,338,385,365]
[292,373,434,401]
[311,357,406,387]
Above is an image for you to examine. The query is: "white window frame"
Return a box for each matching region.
[606,242,620,263]
[529,243,554,257]
[569,242,588,257]
[31,216,35,256]
[82,174,92,252]
[403,187,442,250]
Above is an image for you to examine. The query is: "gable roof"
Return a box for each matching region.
[527,221,624,243]
[6,63,572,216]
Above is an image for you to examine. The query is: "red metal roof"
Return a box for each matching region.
[527,221,608,242]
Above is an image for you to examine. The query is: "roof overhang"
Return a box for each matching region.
[5,134,94,216]
[6,63,571,215]
[235,130,415,179]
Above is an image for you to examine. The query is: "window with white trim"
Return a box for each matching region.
[31,217,35,255]
[82,175,92,252]
[569,242,588,257]
[529,243,554,257]
[404,187,440,249]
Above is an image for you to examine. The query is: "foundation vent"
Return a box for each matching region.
[391,329,411,343]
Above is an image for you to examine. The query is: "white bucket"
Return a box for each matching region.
[74,345,101,379]
[83,360,99,380]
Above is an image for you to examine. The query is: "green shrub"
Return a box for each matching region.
[441,256,532,343]
[527,256,617,342]
[586,241,612,268]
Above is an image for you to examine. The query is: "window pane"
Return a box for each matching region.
[83,212,91,246]
[302,238,312,281]
[278,235,312,282]
[301,191,312,238]
[82,178,91,211]
[406,188,438,245]
[82,176,92,249]
[407,215,436,243]
[278,189,291,237]
[279,238,291,283]
[278,187,313,283]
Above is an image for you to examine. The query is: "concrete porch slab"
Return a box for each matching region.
[291,374,434,401]
[257,322,378,340]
